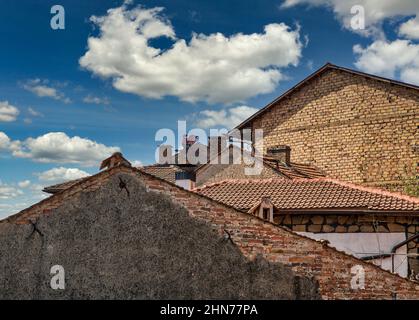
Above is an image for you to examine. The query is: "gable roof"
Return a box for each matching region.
[42,177,89,194]
[2,161,418,294]
[193,178,419,214]
[236,62,419,130]
[194,144,326,180]
[43,177,90,194]
[142,165,184,184]
[43,152,326,195]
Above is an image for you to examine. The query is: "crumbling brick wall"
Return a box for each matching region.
[136,168,419,299]
[2,166,418,299]
[250,69,419,193]
[0,172,318,300]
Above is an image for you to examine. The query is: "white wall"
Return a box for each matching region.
[175,179,195,190]
[298,232,408,278]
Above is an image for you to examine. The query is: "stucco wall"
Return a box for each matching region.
[0,174,318,300]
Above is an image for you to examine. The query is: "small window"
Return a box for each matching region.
[263,208,269,220]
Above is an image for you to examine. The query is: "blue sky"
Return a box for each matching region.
[0,0,418,217]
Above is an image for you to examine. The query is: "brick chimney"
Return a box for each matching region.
[266,145,291,166]
[100,152,131,170]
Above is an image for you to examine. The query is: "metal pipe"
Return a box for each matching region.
[361,253,391,261]
[391,233,419,273]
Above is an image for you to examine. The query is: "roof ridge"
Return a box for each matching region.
[130,167,419,285]
[192,177,319,192]
[2,163,417,287]
[325,178,419,204]
[235,62,419,130]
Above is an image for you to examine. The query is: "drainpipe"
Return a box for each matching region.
[391,233,419,273]
[361,253,391,261]
[360,233,419,273]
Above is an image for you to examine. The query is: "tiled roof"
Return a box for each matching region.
[43,177,90,194]
[142,165,186,184]
[44,165,187,194]
[193,178,419,213]
[194,145,326,180]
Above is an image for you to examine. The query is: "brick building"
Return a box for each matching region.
[193,178,419,278]
[45,149,419,280]
[1,158,418,299]
[138,143,326,189]
[236,63,419,194]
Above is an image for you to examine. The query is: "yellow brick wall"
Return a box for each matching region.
[251,69,419,191]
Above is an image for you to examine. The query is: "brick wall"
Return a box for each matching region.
[4,166,418,299]
[139,168,418,299]
[250,69,419,193]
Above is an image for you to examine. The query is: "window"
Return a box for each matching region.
[263,208,269,220]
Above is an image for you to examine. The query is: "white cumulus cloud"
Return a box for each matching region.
[283,1,419,83]
[0,101,19,122]
[399,16,419,40]
[354,39,419,84]
[0,182,23,200]
[13,132,120,166]
[22,79,71,104]
[130,160,143,167]
[196,105,259,129]
[37,167,90,183]
[18,180,31,188]
[0,131,120,166]
[281,0,419,38]
[79,4,302,104]
[0,132,11,150]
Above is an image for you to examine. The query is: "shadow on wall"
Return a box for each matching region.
[0,173,320,300]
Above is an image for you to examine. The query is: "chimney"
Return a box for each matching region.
[183,135,198,153]
[100,152,131,170]
[179,135,199,165]
[207,135,227,162]
[266,145,291,166]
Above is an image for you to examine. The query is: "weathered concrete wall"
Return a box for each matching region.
[0,174,319,300]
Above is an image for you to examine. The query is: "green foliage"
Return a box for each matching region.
[403,175,419,197]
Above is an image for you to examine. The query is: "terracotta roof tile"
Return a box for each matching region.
[142,165,183,184]
[193,178,419,213]
[43,177,90,194]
